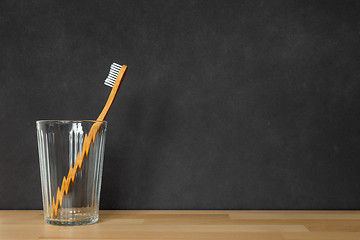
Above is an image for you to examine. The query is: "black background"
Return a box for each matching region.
[1,0,360,210]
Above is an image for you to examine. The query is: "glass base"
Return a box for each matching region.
[44,207,99,226]
[45,216,98,226]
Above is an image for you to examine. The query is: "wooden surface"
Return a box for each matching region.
[1,210,360,239]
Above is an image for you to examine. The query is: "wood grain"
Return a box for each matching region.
[0,210,359,239]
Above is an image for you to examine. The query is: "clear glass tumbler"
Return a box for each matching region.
[36,120,107,225]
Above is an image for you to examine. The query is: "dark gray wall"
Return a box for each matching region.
[1,0,360,210]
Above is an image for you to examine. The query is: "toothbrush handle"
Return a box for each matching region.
[97,65,128,121]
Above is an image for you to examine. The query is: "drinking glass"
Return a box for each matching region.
[36,120,107,225]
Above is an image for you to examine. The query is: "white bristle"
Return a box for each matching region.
[104,63,122,87]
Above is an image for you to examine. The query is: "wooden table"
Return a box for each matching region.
[1,210,360,239]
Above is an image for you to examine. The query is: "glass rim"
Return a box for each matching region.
[36,120,107,124]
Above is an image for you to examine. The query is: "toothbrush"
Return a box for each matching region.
[51,63,128,217]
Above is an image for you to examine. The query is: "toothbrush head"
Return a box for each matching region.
[104,63,122,88]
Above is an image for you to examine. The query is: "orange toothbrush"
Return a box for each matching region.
[51,63,128,217]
